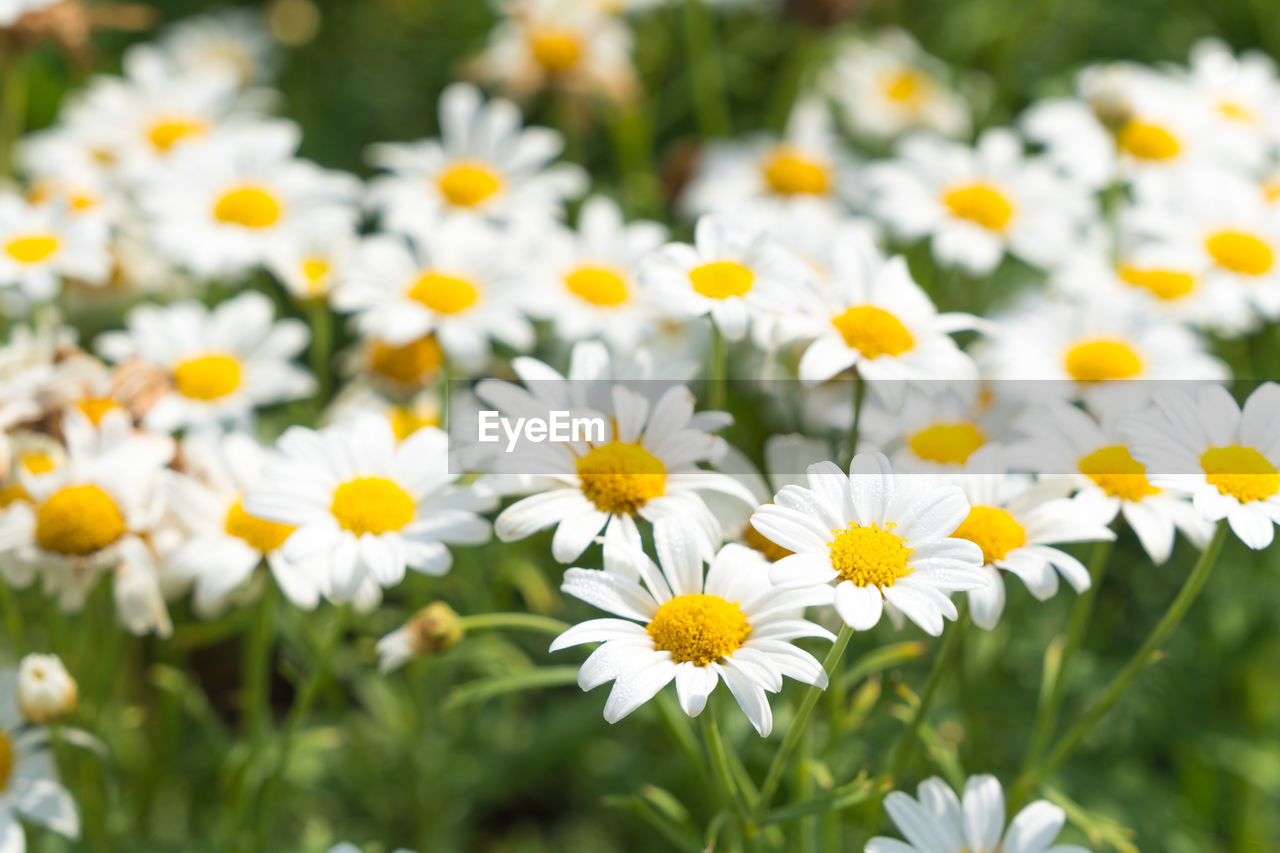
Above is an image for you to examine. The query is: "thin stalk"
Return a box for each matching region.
[307,298,333,404]
[457,612,570,636]
[709,323,727,410]
[887,607,967,780]
[0,582,25,650]
[700,707,757,850]
[846,374,865,468]
[0,50,26,177]
[243,578,277,750]
[681,0,730,137]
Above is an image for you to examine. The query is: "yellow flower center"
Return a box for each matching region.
[173,353,243,401]
[28,181,98,213]
[828,522,914,588]
[225,499,296,553]
[369,335,443,385]
[909,422,985,465]
[1217,100,1255,123]
[20,452,58,475]
[1205,231,1274,276]
[688,260,754,300]
[565,265,630,306]
[942,183,1014,231]
[388,406,438,441]
[831,305,915,358]
[1064,338,1143,383]
[646,594,751,666]
[575,441,666,515]
[741,518,793,562]
[1118,265,1196,300]
[882,68,927,105]
[35,484,126,556]
[0,483,29,508]
[146,116,207,152]
[300,257,331,296]
[0,732,12,794]
[437,162,503,208]
[4,233,60,265]
[213,185,283,229]
[1078,445,1158,502]
[408,271,480,314]
[330,477,416,535]
[762,147,832,196]
[1263,180,1280,203]
[953,505,1027,563]
[1117,120,1181,160]
[77,397,123,425]
[528,29,584,71]
[1201,445,1279,503]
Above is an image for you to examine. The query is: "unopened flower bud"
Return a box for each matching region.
[17,653,77,724]
[375,602,464,673]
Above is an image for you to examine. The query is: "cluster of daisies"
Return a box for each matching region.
[4,1,1280,850]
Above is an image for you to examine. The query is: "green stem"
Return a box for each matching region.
[887,607,967,780]
[1011,521,1228,807]
[708,322,727,410]
[681,0,731,137]
[0,582,25,651]
[307,298,333,404]
[457,612,570,636]
[700,707,755,849]
[243,578,276,750]
[846,374,865,467]
[0,49,26,178]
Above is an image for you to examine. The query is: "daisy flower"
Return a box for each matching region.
[16,653,78,725]
[96,291,315,433]
[858,381,1019,472]
[1123,382,1280,549]
[154,8,279,89]
[264,220,359,303]
[244,417,493,603]
[867,774,1091,853]
[866,129,1096,274]
[1177,39,1278,172]
[366,82,587,232]
[1109,73,1230,176]
[0,194,110,301]
[164,430,321,616]
[552,541,833,736]
[751,452,988,636]
[0,667,81,850]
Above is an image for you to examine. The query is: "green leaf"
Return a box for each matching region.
[441,665,581,711]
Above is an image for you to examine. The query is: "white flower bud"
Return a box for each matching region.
[17,653,78,724]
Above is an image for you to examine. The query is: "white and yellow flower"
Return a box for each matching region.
[1178,39,1279,173]
[0,194,110,301]
[0,667,81,850]
[154,8,279,89]
[264,221,359,303]
[15,653,77,725]
[858,382,1017,473]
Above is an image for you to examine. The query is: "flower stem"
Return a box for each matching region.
[846,374,865,467]
[886,607,967,780]
[307,297,333,405]
[709,322,727,410]
[243,578,277,750]
[700,705,757,850]
[681,0,731,137]
[1011,520,1228,807]
[458,612,570,636]
[0,49,26,178]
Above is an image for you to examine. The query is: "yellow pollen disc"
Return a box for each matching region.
[909,422,985,465]
[831,305,915,358]
[1200,445,1280,503]
[76,397,123,425]
[828,522,914,588]
[1263,180,1280,203]
[1064,338,1143,383]
[28,181,97,213]
[1205,231,1274,276]
[173,353,243,401]
[35,484,126,556]
[225,499,295,553]
[1118,265,1196,300]
[301,257,331,295]
[952,505,1027,564]
[528,29,584,71]
[741,519,793,562]
[387,406,438,441]
[20,452,57,475]
[437,162,503,208]
[213,185,282,229]
[409,271,480,314]
[646,594,751,666]
[4,233,60,265]
[146,116,207,152]
[0,732,12,794]
[1117,120,1181,161]
[1079,445,1158,501]
[330,477,415,535]
[0,483,29,508]
[688,261,754,300]
[369,336,443,385]
[575,441,666,515]
[942,183,1014,231]
[565,265,630,306]
[882,68,927,104]
[762,147,832,196]
[1217,100,1255,123]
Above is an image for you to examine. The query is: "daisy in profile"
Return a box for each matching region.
[1123,382,1280,549]
[0,667,81,849]
[866,129,1095,274]
[680,96,856,218]
[164,431,321,616]
[640,214,809,342]
[245,417,493,603]
[526,195,667,353]
[154,8,279,88]
[867,774,1091,853]
[858,382,1018,472]
[332,224,534,371]
[367,82,587,232]
[751,452,988,636]
[552,541,833,736]
[0,194,111,301]
[96,292,315,433]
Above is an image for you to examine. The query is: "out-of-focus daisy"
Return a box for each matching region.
[264,222,359,303]
[1123,382,1280,550]
[245,417,493,603]
[0,667,81,849]
[367,82,587,232]
[680,97,856,218]
[332,224,534,371]
[867,774,1091,853]
[859,382,1017,472]
[552,541,833,736]
[0,0,58,26]
[1019,98,1117,190]
[0,195,110,301]
[324,384,442,444]
[824,28,970,141]
[1110,74,1225,176]
[16,652,77,724]
[1178,39,1278,172]
[164,431,320,616]
[137,121,360,278]
[751,452,987,636]
[154,8,279,88]
[867,129,1096,274]
[96,291,315,433]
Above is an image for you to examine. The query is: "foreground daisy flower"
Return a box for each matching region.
[1123,382,1280,549]
[0,667,81,849]
[751,452,987,636]
[0,194,110,301]
[867,774,1091,853]
[245,417,493,602]
[367,82,587,232]
[552,542,833,736]
[96,292,315,433]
